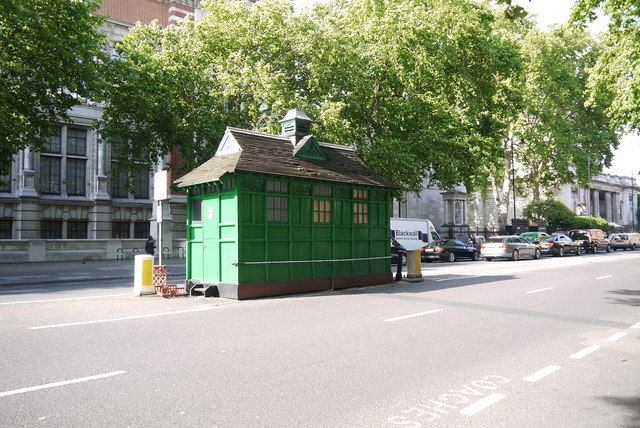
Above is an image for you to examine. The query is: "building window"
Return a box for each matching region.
[134,221,150,239]
[39,126,87,196]
[66,158,86,196]
[354,189,369,199]
[132,168,150,199]
[314,184,331,197]
[0,170,11,192]
[66,128,86,155]
[267,181,288,193]
[41,220,62,239]
[354,202,369,224]
[0,219,12,239]
[112,221,130,239]
[314,199,331,223]
[267,196,288,222]
[40,156,61,194]
[67,220,88,239]
[110,169,128,198]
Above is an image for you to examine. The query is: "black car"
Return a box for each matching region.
[537,235,582,256]
[391,237,407,266]
[421,239,480,262]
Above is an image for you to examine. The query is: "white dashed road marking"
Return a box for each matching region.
[606,332,627,342]
[596,275,612,280]
[523,365,561,382]
[384,309,443,322]
[526,287,553,294]
[0,371,126,398]
[570,345,601,360]
[459,393,506,416]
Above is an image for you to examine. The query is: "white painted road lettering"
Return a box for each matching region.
[386,375,510,426]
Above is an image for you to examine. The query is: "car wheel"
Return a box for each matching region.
[613,247,618,251]
[592,245,597,254]
[471,251,479,261]
[447,252,456,262]
[606,245,611,253]
[485,257,492,261]
[533,248,541,259]
[633,243,637,250]
[401,254,407,266]
[576,246,582,256]
[558,246,564,257]
[511,250,519,261]
[425,260,433,263]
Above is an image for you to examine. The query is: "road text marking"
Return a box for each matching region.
[526,287,554,294]
[0,371,126,398]
[459,393,506,416]
[596,275,612,280]
[606,332,627,342]
[570,345,601,359]
[30,307,213,330]
[523,365,561,382]
[384,309,443,322]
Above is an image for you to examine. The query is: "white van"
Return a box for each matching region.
[390,218,441,251]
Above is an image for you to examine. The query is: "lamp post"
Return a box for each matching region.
[632,171,639,232]
[511,138,525,233]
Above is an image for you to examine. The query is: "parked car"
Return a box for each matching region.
[391,237,407,265]
[480,235,541,261]
[520,231,551,243]
[567,229,611,253]
[537,235,582,256]
[420,239,481,262]
[609,233,640,251]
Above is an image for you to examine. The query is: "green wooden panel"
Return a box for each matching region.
[189,242,204,279]
[240,225,265,240]
[220,194,237,223]
[190,226,203,241]
[219,225,236,240]
[291,226,311,240]
[354,228,369,239]
[268,241,290,261]
[335,227,352,240]
[267,226,289,239]
[313,226,332,240]
[220,241,238,282]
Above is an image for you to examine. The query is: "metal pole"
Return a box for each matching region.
[632,171,635,232]
[511,139,516,233]
[158,200,163,266]
[588,158,592,228]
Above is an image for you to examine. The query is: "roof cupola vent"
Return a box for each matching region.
[279,109,312,145]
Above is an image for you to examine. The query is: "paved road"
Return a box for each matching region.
[1,251,638,427]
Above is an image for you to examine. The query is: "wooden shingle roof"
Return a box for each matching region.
[175,127,399,190]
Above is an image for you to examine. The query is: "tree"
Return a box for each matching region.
[99,0,313,178]
[0,0,107,175]
[514,27,618,200]
[572,0,640,130]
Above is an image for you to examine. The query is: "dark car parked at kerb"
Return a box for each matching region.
[391,237,407,266]
[537,235,582,256]
[567,229,611,253]
[421,239,481,262]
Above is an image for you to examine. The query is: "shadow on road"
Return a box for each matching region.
[599,393,640,428]
[606,289,640,307]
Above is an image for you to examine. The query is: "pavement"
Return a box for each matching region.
[0,257,186,287]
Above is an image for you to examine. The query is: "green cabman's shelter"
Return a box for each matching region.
[174,109,399,300]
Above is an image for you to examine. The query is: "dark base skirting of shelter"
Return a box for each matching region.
[188,273,392,300]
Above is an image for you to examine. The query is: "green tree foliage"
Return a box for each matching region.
[100,0,523,193]
[308,0,524,193]
[573,0,640,130]
[523,199,577,228]
[0,0,107,175]
[99,0,312,178]
[523,199,612,231]
[514,27,618,200]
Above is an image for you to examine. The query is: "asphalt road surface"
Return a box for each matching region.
[1,251,639,427]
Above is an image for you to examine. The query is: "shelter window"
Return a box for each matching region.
[354,202,369,224]
[191,199,203,223]
[268,196,288,222]
[67,220,88,239]
[353,189,369,199]
[41,220,62,239]
[267,181,288,193]
[313,185,332,197]
[314,200,331,223]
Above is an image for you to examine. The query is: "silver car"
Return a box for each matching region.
[481,235,541,261]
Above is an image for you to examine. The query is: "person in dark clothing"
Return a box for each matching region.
[145,236,155,255]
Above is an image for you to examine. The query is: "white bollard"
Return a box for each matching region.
[133,254,155,296]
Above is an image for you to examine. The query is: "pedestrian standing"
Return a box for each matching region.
[145,235,155,255]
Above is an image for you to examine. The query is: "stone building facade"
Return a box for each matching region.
[0,0,202,263]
